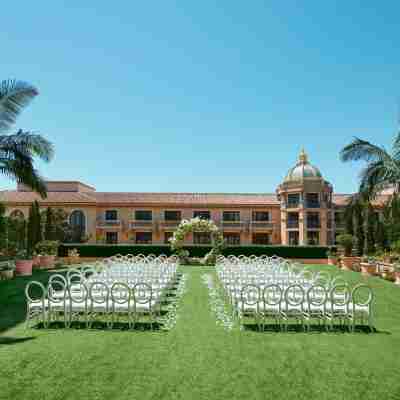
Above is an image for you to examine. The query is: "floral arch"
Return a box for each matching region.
[169,218,224,263]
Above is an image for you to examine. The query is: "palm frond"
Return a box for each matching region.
[0,130,54,162]
[0,80,38,132]
[340,137,391,163]
[0,158,47,198]
[392,131,400,161]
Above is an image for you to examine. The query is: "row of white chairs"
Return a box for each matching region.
[25,255,180,330]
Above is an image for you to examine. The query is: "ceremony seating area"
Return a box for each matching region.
[25,254,179,330]
[216,255,374,332]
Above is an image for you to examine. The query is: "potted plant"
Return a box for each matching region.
[0,261,15,280]
[35,240,59,269]
[32,250,41,269]
[336,234,358,270]
[15,249,33,276]
[326,247,338,266]
[68,248,80,265]
[360,256,377,277]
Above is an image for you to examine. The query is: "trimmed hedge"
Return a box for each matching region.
[59,244,331,259]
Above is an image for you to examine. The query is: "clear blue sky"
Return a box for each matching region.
[1,1,399,194]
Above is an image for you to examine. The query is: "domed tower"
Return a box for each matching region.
[276,149,333,246]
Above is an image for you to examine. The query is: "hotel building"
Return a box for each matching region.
[0,150,387,246]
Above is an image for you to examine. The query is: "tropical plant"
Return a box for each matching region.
[0,79,54,198]
[35,240,59,256]
[0,202,7,251]
[336,233,354,257]
[340,133,400,198]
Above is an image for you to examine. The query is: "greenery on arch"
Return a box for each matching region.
[169,218,225,264]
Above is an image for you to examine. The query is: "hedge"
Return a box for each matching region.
[59,244,331,259]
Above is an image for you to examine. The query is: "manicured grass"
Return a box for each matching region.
[1,265,400,400]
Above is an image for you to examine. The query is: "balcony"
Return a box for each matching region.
[220,221,244,230]
[96,219,121,229]
[286,201,300,209]
[287,220,299,229]
[306,221,321,229]
[306,202,320,209]
[250,221,274,230]
[129,220,153,229]
[160,220,181,229]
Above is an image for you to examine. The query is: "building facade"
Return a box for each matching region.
[0,150,387,246]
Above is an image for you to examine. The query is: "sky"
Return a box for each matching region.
[1,1,399,194]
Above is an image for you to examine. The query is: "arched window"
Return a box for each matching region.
[9,209,25,220]
[69,210,86,241]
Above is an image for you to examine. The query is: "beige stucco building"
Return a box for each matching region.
[0,150,387,246]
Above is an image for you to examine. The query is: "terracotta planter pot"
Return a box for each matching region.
[360,263,376,277]
[0,270,14,280]
[68,256,80,265]
[341,257,361,271]
[15,260,33,276]
[32,256,41,268]
[39,255,55,269]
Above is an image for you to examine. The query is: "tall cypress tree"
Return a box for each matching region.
[44,207,56,240]
[0,202,7,251]
[354,204,365,256]
[364,204,376,255]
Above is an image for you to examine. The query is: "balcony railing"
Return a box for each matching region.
[221,221,243,229]
[287,220,299,229]
[307,221,321,229]
[306,202,320,209]
[160,220,181,228]
[287,202,300,209]
[251,221,274,229]
[129,220,153,229]
[96,219,121,228]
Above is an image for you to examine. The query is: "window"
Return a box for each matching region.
[106,231,118,244]
[135,210,152,221]
[306,193,320,208]
[288,231,299,246]
[307,231,319,245]
[287,193,300,208]
[223,211,240,222]
[193,232,211,244]
[164,232,174,244]
[223,232,241,245]
[136,232,152,244]
[252,211,270,221]
[164,210,181,221]
[307,212,320,229]
[287,212,299,229]
[252,233,270,245]
[9,209,24,220]
[193,211,210,220]
[69,210,86,242]
[105,210,118,221]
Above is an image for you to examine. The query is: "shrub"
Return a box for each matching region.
[36,240,60,256]
[336,234,354,257]
[58,244,331,259]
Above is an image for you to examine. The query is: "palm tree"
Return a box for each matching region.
[340,134,400,199]
[0,80,54,198]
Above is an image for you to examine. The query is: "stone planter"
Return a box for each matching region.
[0,270,14,280]
[341,257,361,271]
[15,260,33,276]
[68,256,80,265]
[39,255,55,269]
[395,272,400,285]
[360,263,376,277]
[382,271,395,281]
[32,256,41,269]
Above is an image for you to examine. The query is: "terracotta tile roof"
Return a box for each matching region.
[0,190,390,207]
[0,190,280,206]
[0,190,97,205]
[333,194,390,207]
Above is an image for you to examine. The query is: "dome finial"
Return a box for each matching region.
[298,147,308,164]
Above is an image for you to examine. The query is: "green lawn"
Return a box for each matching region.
[1,265,400,400]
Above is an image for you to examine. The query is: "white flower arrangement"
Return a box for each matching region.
[159,273,188,331]
[202,273,234,331]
